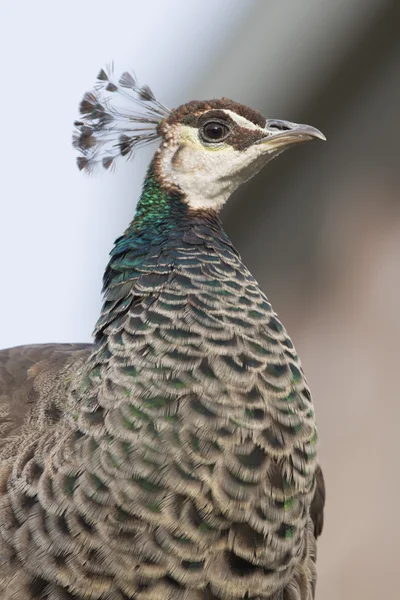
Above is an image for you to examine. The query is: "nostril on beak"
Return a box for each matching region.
[267,120,292,132]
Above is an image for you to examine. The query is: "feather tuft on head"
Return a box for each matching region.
[73,64,170,173]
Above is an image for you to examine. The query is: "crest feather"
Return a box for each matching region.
[73,64,171,173]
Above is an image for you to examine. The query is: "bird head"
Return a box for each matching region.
[74,67,325,211]
[155,99,325,210]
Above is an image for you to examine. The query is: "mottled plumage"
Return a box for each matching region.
[0,67,325,600]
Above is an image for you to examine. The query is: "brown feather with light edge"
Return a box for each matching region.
[0,66,325,600]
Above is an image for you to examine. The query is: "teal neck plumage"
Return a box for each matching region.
[102,160,187,287]
[95,160,228,344]
[129,160,187,232]
[99,159,227,321]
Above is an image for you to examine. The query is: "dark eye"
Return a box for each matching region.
[201,121,230,143]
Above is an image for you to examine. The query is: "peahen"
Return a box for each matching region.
[0,66,325,600]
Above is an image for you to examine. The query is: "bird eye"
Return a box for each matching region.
[201,121,230,143]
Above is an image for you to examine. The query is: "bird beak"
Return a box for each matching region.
[255,119,326,150]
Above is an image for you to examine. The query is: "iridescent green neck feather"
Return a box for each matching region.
[132,161,187,231]
[101,161,187,292]
[97,159,227,342]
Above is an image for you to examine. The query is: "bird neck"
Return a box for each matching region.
[101,159,227,297]
[131,159,188,231]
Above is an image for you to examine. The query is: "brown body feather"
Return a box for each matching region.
[0,344,92,456]
[0,291,324,600]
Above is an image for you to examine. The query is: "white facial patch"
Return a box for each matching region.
[157,118,274,211]
[221,109,265,132]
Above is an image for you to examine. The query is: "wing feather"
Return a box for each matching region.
[0,343,92,454]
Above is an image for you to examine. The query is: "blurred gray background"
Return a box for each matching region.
[1,0,399,598]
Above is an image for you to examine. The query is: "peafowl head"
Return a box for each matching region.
[74,65,325,211]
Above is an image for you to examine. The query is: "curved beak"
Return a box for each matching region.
[255,119,326,150]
